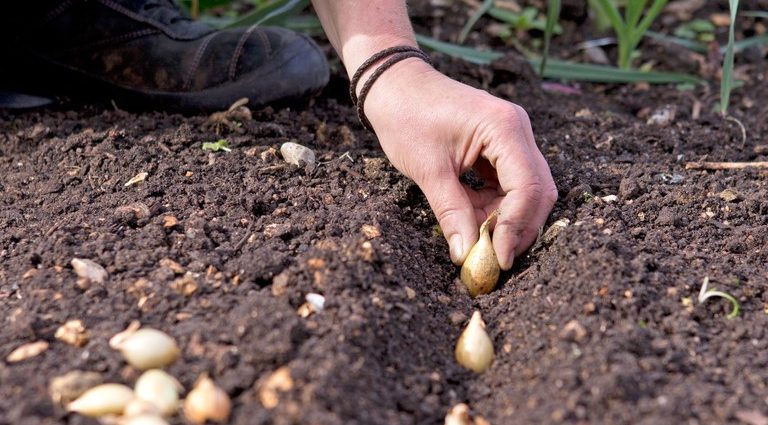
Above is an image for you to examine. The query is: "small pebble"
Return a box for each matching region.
[71,258,108,284]
[646,105,676,126]
[55,320,90,347]
[280,142,316,166]
[655,173,685,184]
[125,172,148,187]
[719,188,742,202]
[305,293,325,312]
[559,320,587,342]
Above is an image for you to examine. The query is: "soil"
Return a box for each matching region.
[2,2,768,425]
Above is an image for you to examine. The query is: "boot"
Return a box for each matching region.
[0,0,329,112]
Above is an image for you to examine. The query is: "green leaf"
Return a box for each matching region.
[688,19,715,33]
[720,0,739,115]
[646,31,768,54]
[415,34,701,84]
[177,0,231,13]
[458,0,495,44]
[673,26,698,40]
[415,34,503,64]
[487,7,522,25]
[534,58,700,83]
[742,10,768,19]
[732,34,768,53]
[202,139,232,152]
[698,277,741,319]
[626,0,649,30]
[225,0,309,28]
[631,0,668,46]
[487,7,559,32]
[521,6,538,22]
[646,30,707,52]
[592,0,627,38]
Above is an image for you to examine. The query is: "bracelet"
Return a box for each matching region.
[349,46,432,133]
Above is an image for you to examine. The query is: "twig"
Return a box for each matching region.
[232,222,255,253]
[45,220,62,237]
[257,164,289,173]
[685,161,768,170]
[318,151,354,165]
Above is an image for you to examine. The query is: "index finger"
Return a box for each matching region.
[481,106,556,270]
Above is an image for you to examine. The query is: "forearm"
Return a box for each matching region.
[311,0,418,77]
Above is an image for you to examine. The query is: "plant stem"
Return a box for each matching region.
[720,0,740,115]
[540,0,561,75]
[618,36,631,69]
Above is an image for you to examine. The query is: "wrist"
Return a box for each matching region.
[342,35,418,76]
[360,58,439,129]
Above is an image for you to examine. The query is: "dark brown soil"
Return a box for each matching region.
[2,3,768,425]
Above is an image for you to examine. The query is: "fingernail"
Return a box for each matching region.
[449,234,464,265]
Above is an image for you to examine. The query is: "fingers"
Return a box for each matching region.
[419,170,479,265]
[483,105,557,270]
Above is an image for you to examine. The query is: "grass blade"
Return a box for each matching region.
[646,31,768,54]
[591,0,627,38]
[626,0,649,30]
[486,7,524,26]
[415,34,701,83]
[720,0,739,115]
[416,34,503,64]
[742,10,768,19]
[225,0,309,28]
[458,0,495,44]
[732,34,768,52]
[645,30,708,53]
[632,0,668,46]
[592,0,633,67]
[534,59,701,83]
[540,0,561,75]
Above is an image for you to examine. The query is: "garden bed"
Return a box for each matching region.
[1,1,767,424]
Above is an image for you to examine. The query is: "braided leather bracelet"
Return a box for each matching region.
[349,46,432,132]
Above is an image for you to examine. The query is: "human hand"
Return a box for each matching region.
[362,59,557,269]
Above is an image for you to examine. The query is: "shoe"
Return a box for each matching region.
[1,0,329,112]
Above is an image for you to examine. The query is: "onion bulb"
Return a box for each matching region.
[460,210,500,297]
[455,311,494,373]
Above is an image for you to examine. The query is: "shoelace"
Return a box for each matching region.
[138,0,191,26]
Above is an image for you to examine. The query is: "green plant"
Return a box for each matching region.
[720,0,739,115]
[178,0,231,18]
[202,139,232,152]
[487,6,556,33]
[415,34,701,84]
[225,0,310,29]
[698,276,740,319]
[459,3,562,44]
[540,0,561,75]
[458,0,494,44]
[176,0,318,32]
[673,19,715,42]
[589,0,668,69]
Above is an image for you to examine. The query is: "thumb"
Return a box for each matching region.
[419,172,479,265]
